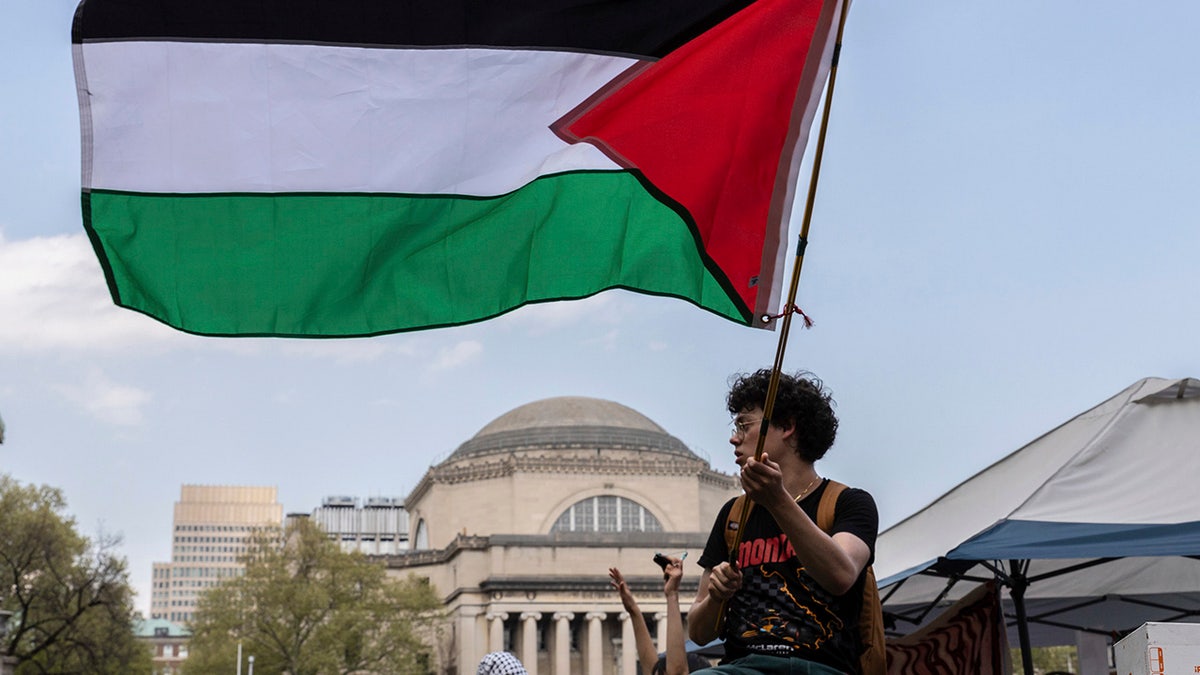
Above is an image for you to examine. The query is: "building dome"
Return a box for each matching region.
[447,396,695,462]
[391,394,742,675]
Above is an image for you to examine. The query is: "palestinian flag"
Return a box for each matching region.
[72,0,845,337]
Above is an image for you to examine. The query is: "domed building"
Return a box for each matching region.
[388,396,739,675]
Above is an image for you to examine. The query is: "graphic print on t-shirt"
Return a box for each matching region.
[725,533,846,654]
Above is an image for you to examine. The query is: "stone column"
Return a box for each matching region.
[521,611,543,675]
[458,609,484,674]
[655,612,669,654]
[487,612,509,653]
[585,611,606,675]
[619,611,636,675]
[553,612,575,675]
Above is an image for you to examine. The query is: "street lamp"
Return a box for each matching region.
[0,610,13,675]
[247,655,254,675]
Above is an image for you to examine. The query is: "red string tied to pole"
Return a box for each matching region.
[765,304,814,328]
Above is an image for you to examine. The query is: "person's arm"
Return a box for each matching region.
[661,557,688,675]
[609,567,659,675]
[739,453,869,594]
[686,562,741,645]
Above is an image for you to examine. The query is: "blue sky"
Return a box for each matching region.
[2,0,1198,615]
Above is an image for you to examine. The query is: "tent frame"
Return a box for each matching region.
[875,378,1200,675]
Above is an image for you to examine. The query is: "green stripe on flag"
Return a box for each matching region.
[86,172,747,337]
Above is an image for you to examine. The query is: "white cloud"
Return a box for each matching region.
[54,369,152,427]
[430,340,483,371]
[499,292,624,335]
[278,338,419,364]
[0,233,184,351]
[582,328,620,352]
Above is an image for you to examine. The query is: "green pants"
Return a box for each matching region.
[692,654,846,675]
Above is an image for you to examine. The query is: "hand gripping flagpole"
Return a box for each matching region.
[714,0,853,634]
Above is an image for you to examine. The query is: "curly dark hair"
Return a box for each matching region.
[726,369,838,463]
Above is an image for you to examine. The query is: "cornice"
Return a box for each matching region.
[380,531,709,570]
[425,454,729,485]
[480,575,700,596]
[405,452,737,503]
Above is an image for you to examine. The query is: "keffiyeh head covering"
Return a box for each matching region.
[477,651,528,675]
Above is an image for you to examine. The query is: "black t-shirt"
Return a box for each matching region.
[697,480,878,674]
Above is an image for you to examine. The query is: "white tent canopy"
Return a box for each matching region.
[875,377,1200,652]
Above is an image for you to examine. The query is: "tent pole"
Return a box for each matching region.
[1008,559,1035,675]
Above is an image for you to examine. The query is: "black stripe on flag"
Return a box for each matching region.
[73,0,757,59]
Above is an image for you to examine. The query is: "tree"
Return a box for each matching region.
[1010,645,1079,674]
[0,474,152,675]
[185,518,442,675]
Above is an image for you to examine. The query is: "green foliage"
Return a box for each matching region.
[0,474,152,675]
[185,518,442,675]
[1010,645,1080,674]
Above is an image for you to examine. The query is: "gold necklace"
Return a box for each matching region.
[793,475,821,502]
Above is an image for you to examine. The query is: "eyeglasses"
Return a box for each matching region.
[731,417,763,438]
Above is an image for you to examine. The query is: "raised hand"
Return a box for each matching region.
[608,567,638,613]
[661,556,684,596]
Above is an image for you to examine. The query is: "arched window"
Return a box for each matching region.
[551,495,662,533]
[414,519,429,550]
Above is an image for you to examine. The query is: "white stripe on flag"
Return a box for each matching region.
[81,42,635,195]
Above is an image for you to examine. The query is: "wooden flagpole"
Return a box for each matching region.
[715,0,854,631]
[752,0,851,465]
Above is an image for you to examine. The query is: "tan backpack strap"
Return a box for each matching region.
[713,494,749,637]
[723,494,748,560]
[816,479,846,533]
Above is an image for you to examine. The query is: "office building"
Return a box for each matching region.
[308,495,410,555]
[149,485,283,624]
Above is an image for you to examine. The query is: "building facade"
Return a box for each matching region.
[149,485,283,624]
[385,396,740,675]
[307,495,411,555]
[134,618,191,675]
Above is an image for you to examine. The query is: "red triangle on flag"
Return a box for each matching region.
[557,0,842,320]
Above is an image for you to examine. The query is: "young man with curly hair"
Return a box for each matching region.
[687,370,879,674]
